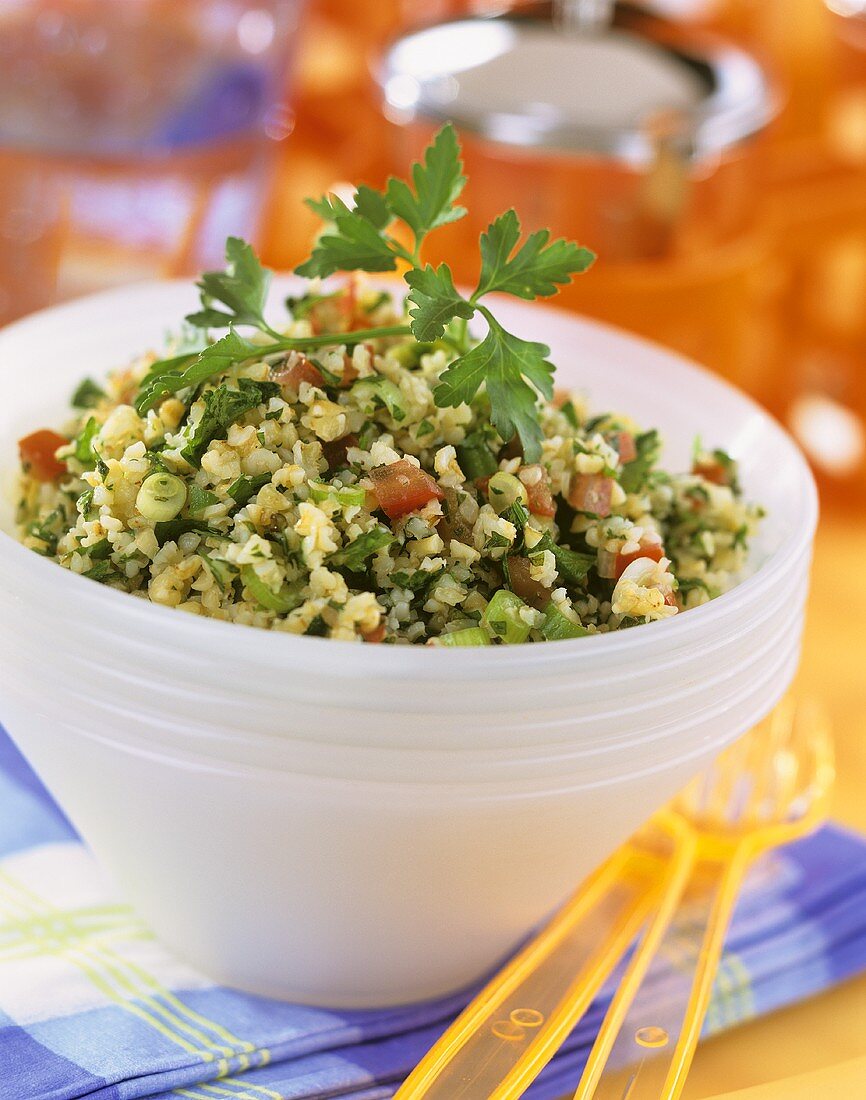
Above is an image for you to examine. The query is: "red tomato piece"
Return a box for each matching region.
[520,464,557,517]
[370,459,445,520]
[340,352,359,389]
[613,541,664,579]
[568,474,614,517]
[272,356,324,394]
[362,621,387,643]
[693,458,730,486]
[322,432,358,471]
[612,431,637,464]
[18,430,68,482]
[507,556,553,610]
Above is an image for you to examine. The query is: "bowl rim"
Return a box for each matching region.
[0,278,818,674]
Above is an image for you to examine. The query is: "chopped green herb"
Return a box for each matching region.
[560,400,579,429]
[619,430,661,494]
[228,473,272,506]
[74,418,100,465]
[71,378,106,409]
[328,526,395,570]
[87,538,112,561]
[180,379,265,467]
[188,485,220,516]
[153,518,223,545]
[83,560,115,582]
[240,564,303,613]
[531,533,595,587]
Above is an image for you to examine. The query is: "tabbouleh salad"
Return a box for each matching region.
[15,125,762,645]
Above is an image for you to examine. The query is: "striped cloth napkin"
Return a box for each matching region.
[3,725,866,1100]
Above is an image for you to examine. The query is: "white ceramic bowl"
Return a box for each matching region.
[0,280,817,1007]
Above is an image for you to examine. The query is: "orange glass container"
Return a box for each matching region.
[379,12,778,386]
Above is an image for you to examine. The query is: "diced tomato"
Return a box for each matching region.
[692,458,730,486]
[322,432,358,471]
[664,590,678,608]
[613,541,664,580]
[611,431,637,464]
[370,459,445,520]
[520,464,557,517]
[362,621,387,643]
[507,556,553,610]
[568,474,614,517]
[340,352,359,389]
[272,355,324,394]
[18,430,68,482]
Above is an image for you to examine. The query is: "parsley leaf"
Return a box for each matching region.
[619,430,662,494]
[385,123,467,242]
[74,417,100,465]
[227,473,272,506]
[136,331,259,414]
[434,316,554,462]
[83,560,115,582]
[353,184,392,230]
[295,209,397,278]
[328,526,395,570]
[531,533,595,587]
[188,485,219,516]
[186,237,273,331]
[475,209,595,299]
[154,518,224,545]
[181,380,265,467]
[71,378,106,409]
[405,263,474,341]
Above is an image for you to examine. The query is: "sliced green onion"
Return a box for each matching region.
[136,472,187,522]
[240,564,303,613]
[352,376,406,422]
[482,589,532,644]
[434,627,490,647]
[541,602,589,641]
[200,552,232,593]
[309,480,367,507]
[487,471,528,514]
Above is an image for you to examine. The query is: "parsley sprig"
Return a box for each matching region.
[133,123,595,460]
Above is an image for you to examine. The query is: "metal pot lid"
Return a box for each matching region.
[378,15,775,165]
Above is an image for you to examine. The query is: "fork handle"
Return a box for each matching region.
[576,842,755,1100]
[395,844,667,1100]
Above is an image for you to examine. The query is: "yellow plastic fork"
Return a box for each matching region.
[394,816,694,1100]
[574,697,835,1100]
[394,699,833,1100]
